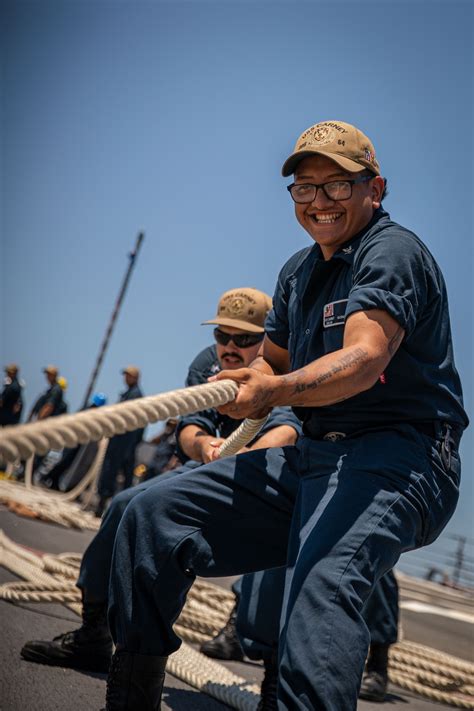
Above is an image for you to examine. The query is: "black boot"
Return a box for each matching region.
[105,650,167,710]
[200,602,244,661]
[359,643,389,702]
[257,652,278,710]
[21,599,113,672]
[359,670,388,701]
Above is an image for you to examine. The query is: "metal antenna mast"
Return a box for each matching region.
[81,231,145,409]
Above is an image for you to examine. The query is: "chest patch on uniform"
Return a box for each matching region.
[323,299,348,328]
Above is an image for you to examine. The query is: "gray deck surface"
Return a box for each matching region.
[1,506,472,710]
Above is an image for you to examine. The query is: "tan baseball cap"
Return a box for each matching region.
[202,288,272,333]
[5,363,18,375]
[43,365,59,376]
[282,120,380,177]
[122,365,140,379]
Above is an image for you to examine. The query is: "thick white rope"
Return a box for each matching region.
[0,379,267,465]
[0,380,268,530]
[218,416,268,457]
[0,380,240,462]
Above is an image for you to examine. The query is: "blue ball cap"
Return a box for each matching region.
[91,392,107,407]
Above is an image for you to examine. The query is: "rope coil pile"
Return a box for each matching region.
[0,531,473,709]
[0,480,102,530]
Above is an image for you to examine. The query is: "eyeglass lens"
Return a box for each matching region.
[290,181,352,203]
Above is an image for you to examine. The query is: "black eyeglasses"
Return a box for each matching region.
[287,175,373,203]
[214,328,264,349]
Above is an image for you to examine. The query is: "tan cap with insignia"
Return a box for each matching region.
[202,288,272,333]
[282,120,380,177]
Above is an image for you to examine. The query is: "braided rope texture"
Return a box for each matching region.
[0,380,240,462]
[0,531,473,708]
[218,416,268,457]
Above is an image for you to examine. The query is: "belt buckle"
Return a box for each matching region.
[323,431,346,442]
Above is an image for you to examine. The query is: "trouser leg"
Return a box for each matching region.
[78,465,197,601]
[278,428,460,711]
[97,443,121,498]
[121,450,136,491]
[108,446,301,656]
[236,567,286,660]
[363,570,399,646]
[235,565,397,664]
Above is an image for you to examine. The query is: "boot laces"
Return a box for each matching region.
[52,629,80,646]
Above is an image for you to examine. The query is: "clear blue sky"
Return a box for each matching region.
[1,1,472,551]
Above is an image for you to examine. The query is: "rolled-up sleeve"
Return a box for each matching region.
[265,273,290,349]
[346,230,428,337]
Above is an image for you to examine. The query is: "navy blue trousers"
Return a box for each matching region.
[97,436,139,498]
[77,462,200,600]
[80,464,398,653]
[108,425,460,710]
[236,568,398,660]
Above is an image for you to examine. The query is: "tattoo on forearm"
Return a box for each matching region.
[285,347,368,397]
[388,327,404,356]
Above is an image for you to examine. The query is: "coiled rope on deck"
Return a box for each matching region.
[0,532,473,709]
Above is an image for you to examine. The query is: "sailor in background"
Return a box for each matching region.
[0,363,23,427]
[27,365,64,422]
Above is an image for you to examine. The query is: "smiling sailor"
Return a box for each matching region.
[103,121,468,711]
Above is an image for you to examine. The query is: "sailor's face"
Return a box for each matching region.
[124,372,138,387]
[293,155,382,259]
[215,327,262,369]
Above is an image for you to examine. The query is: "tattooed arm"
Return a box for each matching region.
[214,309,405,418]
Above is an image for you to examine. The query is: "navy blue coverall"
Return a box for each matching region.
[108,209,467,710]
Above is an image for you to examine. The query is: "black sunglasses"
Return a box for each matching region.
[214,328,264,349]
